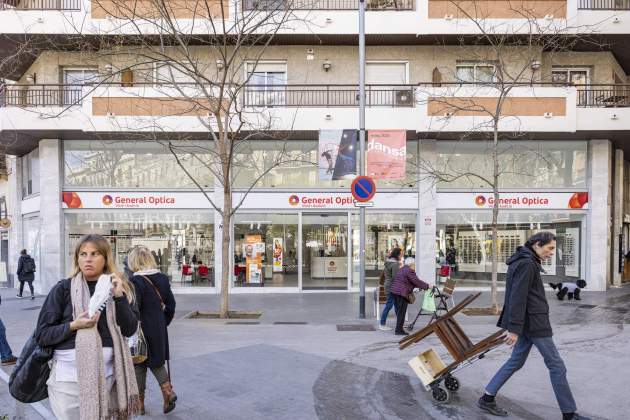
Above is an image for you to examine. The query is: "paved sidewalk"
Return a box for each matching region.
[0,286,628,419]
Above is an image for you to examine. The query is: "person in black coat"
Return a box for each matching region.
[16,249,35,299]
[128,246,177,415]
[477,232,589,420]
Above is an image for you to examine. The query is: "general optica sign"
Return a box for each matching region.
[437,192,589,210]
[62,192,207,209]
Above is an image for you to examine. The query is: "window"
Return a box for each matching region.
[366,62,408,84]
[64,140,214,189]
[154,62,195,85]
[456,63,496,83]
[21,149,39,197]
[63,68,99,85]
[552,68,590,105]
[246,61,287,106]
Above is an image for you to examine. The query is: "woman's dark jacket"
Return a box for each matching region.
[498,246,552,337]
[35,279,138,349]
[17,255,35,283]
[131,273,176,368]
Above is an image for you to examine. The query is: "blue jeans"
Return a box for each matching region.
[0,317,14,361]
[486,333,577,414]
[380,293,399,325]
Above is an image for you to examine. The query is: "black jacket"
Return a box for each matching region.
[131,273,176,368]
[17,255,35,282]
[35,279,138,349]
[497,246,552,337]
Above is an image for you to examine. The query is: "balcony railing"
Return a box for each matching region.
[0,0,80,10]
[243,85,415,107]
[575,85,630,107]
[578,0,630,9]
[0,85,83,107]
[242,0,414,11]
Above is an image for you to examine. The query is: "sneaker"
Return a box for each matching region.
[379,325,392,331]
[569,414,592,420]
[1,356,17,366]
[31,295,35,300]
[477,398,509,417]
[16,294,22,298]
[395,331,409,336]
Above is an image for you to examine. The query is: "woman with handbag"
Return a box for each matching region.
[128,246,177,415]
[35,234,140,420]
[390,257,430,336]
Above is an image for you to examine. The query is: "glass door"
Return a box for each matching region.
[63,68,98,105]
[301,213,348,290]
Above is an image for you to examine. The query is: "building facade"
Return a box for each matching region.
[2,0,630,293]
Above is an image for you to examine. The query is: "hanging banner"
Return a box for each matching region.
[367,130,406,179]
[318,129,357,181]
[244,234,263,284]
[272,238,283,272]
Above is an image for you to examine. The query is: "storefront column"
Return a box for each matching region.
[417,140,437,285]
[38,139,63,293]
[587,140,612,291]
[7,156,23,288]
[612,149,624,287]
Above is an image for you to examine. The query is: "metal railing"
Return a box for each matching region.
[242,0,414,11]
[243,84,415,107]
[578,0,630,9]
[0,0,80,10]
[575,85,630,107]
[0,85,83,107]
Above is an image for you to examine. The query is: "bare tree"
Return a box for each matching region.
[416,3,603,313]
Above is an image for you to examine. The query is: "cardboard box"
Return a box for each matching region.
[408,348,447,387]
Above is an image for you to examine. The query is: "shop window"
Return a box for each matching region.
[21,148,40,197]
[435,140,587,189]
[233,213,298,288]
[65,211,214,287]
[64,140,214,189]
[436,211,584,286]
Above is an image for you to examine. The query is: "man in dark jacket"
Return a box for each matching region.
[0,294,17,365]
[16,249,35,300]
[478,232,589,420]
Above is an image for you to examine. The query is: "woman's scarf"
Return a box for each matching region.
[133,269,160,277]
[71,273,140,419]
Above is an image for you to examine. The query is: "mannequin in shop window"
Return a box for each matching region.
[198,261,209,279]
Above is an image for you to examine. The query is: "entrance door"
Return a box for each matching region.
[301,213,348,290]
[63,68,98,105]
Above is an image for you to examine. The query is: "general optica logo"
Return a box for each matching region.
[62,192,82,209]
[475,195,487,207]
[568,192,589,209]
[288,195,300,206]
[102,195,114,206]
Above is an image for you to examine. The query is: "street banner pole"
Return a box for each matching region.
[359,0,366,318]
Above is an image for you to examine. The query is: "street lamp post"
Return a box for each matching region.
[358,0,366,319]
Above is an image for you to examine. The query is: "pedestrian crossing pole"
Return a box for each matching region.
[358,0,366,319]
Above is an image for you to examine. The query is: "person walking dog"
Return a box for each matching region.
[128,246,177,415]
[478,231,590,420]
[17,249,36,300]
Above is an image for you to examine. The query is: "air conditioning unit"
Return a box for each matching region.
[395,90,414,106]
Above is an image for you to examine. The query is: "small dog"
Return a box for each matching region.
[549,280,587,301]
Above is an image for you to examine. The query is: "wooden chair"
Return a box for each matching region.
[400,293,505,377]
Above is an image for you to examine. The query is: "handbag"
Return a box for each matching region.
[9,334,53,403]
[129,325,148,365]
[406,292,416,305]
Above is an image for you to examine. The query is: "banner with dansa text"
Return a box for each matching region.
[367,130,406,180]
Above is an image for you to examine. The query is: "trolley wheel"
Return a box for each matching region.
[444,375,460,391]
[431,386,450,403]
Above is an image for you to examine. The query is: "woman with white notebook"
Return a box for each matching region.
[35,234,140,420]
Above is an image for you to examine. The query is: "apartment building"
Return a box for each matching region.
[1,0,630,294]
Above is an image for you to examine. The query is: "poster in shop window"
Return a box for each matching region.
[244,235,263,284]
[273,238,283,272]
[367,130,406,179]
[318,130,358,181]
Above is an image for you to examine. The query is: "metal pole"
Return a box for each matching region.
[358,0,366,319]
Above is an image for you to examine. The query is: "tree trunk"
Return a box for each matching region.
[220,187,232,318]
[491,124,500,315]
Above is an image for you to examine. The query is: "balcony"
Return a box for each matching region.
[578,0,630,9]
[0,84,82,107]
[0,0,80,10]
[242,0,414,11]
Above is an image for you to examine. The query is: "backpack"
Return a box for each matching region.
[23,257,36,274]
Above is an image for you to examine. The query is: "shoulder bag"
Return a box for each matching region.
[9,333,53,403]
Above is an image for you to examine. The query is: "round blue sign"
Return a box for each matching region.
[351,176,376,202]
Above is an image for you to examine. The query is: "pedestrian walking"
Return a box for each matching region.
[35,234,140,420]
[16,249,36,300]
[390,257,430,336]
[0,294,17,366]
[477,231,590,420]
[379,247,402,331]
[128,246,177,415]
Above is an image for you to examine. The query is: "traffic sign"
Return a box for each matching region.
[354,201,374,208]
[351,176,376,202]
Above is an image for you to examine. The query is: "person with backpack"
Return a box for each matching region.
[17,249,36,300]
